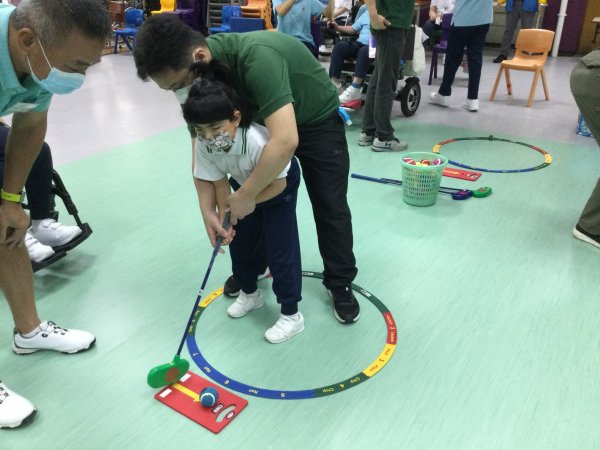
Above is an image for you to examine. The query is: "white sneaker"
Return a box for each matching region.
[25,232,55,263]
[13,321,96,354]
[319,44,331,55]
[0,383,36,429]
[227,290,264,318]
[265,313,304,344]
[371,138,409,152]
[31,219,82,247]
[339,85,362,103]
[429,92,450,107]
[358,132,374,147]
[463,99,479,111]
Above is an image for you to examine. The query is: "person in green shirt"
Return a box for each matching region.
[0,0,110,429]
[359,0,414,152]
[133,15,360,325]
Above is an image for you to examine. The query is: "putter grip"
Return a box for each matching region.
[215,212,231,247]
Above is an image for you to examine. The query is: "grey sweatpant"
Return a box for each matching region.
[570,51,600,234]
[499,1,536,57]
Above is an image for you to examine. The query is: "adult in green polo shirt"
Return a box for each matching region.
[133,15,360,325]
[359,0,414,152]
[0,0,110,429]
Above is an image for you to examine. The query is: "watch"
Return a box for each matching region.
[0,189,25,203]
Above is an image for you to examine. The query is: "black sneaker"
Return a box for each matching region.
[223,275,241,297]
[493,54,507,63]
[223,267,271,297]
[327,286,360,324]
[573,224,600,249]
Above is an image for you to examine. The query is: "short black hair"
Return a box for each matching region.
[134,14,207,80]
[183,79,252,128]
[11,0,111,48]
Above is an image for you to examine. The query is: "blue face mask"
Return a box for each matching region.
[27,38,85,95]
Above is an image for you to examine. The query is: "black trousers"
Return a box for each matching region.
[439,24,490,100]
[296,111,357,289]
[0,124,53,220]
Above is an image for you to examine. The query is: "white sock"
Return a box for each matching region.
[283,312,300,321]
[31,219,42,233]
[20,321,48,338]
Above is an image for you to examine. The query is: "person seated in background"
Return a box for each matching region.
[423,0,455,47]
[328,4,371,103]
[272,0,333,57]
[0,120,82,264]
[318,0,352,55]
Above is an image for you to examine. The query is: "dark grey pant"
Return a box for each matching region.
[499,1,536,57]
[362,27,406,141]
[570,51,600,235]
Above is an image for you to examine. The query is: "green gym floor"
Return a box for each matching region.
[1,53,598,449]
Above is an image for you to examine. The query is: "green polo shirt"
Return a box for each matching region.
[0,4,52,117]
[376,0,414,29]
[206,31,338,126]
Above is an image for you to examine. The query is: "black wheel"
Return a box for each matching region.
[399,78,421,117]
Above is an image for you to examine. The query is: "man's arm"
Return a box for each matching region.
[363,0,390,29]
[226,103,298,223]
[332,23,358,35]
[429,6,438,20]
[0,111,48,247]
[275,0,296,17]
[322,0,334,20]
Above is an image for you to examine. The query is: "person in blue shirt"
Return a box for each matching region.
[273,0,333,56]
[429,0,494,112]
[493,0,546,63]
[0,0,110,429]
[329,5,371,104]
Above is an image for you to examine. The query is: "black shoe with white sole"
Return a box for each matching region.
[327,286,360,324]
[573,224,600,249]
[223,267,271,298]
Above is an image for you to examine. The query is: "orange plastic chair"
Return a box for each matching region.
[489,29,555,107]
[241,0,273,29]
[150,0,176,15]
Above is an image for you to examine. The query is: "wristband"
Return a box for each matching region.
[1,189,24,203]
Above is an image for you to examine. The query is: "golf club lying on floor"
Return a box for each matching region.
[351,173,492,200]
[147,212,231,388]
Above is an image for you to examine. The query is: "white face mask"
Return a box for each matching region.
[174,51,200,104]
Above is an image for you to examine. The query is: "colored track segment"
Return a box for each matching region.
[187,272,397,400]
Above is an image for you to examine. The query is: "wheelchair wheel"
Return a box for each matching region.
[399,77,421,117]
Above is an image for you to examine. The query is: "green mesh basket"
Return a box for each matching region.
[400,152,448,206]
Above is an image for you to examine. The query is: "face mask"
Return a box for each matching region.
[27,37,85,95]
[198,130,234,153]
[174,52,201,104]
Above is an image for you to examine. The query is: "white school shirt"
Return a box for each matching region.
[193,123,291,183]
[430,0,455,14]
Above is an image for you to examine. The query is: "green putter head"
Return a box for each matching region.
[147,356,190,388]
[472,186,492,198]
